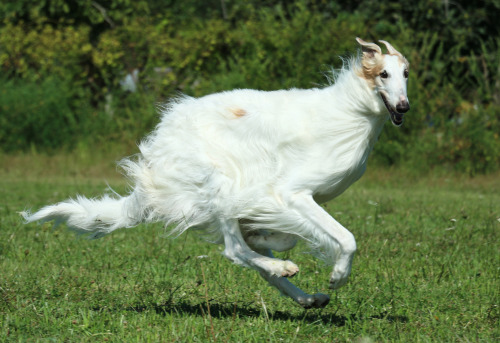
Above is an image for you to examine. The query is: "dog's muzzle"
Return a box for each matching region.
[396,101,410,114]
[381,94,409,126]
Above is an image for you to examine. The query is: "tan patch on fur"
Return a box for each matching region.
[230,108,247,117]
[356,53,385,88]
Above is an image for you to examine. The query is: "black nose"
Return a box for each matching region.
[396,101,410,114]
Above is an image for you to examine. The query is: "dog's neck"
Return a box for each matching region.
[306,63,388,202]
[330,62,386,119]
[313,61,388,149]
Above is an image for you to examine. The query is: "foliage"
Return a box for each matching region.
[0,0,499,174]
[0,19,91,81]
[0,77,94,151]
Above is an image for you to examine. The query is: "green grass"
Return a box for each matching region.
[0,155,498,342]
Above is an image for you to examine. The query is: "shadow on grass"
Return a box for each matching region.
[94,301,408,326]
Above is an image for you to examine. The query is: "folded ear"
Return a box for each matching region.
[356,37,382,58]
[379,40,403,57]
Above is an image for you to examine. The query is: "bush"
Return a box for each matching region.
[0,77,91,151]
[0,1,498,174]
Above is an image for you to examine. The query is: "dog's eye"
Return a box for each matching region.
[380,71,388,79]
[404,69,409,78]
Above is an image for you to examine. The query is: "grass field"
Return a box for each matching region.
[0,154,498,342]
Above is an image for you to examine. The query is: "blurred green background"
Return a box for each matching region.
[1,0,499,175]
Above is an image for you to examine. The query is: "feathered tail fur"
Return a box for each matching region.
[22,192,143,239]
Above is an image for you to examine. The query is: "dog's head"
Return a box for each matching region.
[356,37,410,126]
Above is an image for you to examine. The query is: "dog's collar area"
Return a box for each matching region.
[380,93,404,126]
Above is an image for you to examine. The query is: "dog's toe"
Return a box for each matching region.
[281,260,299,277]
[329,275,349,290]
[329,267,351,289]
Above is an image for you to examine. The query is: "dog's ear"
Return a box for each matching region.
[356,37,385,84]
[356,37,382,58]
[379,40,403,57]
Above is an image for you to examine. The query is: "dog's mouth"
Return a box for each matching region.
[380,93,404,127]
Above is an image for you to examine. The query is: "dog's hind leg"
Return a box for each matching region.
[219,218,299,278]
[256,248,330,309]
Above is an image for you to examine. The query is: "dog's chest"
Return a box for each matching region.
[313,148,369,203]
[310,124,378,203]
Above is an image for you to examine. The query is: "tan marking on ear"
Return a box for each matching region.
[229,108,247,117]
[379,40,401,57]
[378,40,409,69]
[356,37,382,56]
[356,53,385,88]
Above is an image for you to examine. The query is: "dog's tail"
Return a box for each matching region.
[21,192,144,239]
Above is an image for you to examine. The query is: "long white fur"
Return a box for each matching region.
[23,38,409,308]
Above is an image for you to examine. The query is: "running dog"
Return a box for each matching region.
[23,38,410,308]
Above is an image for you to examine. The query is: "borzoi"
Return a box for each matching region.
[23,38,410,308]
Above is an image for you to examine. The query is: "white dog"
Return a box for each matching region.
[23,38,410,308]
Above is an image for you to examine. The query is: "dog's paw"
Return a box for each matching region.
[329,269,350,289]
[329,256,354,289]
[280,260,299,278]
[297,293,330,309]
[258,258,299,278]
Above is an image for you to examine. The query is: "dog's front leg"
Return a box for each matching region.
[287,192,357,290]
